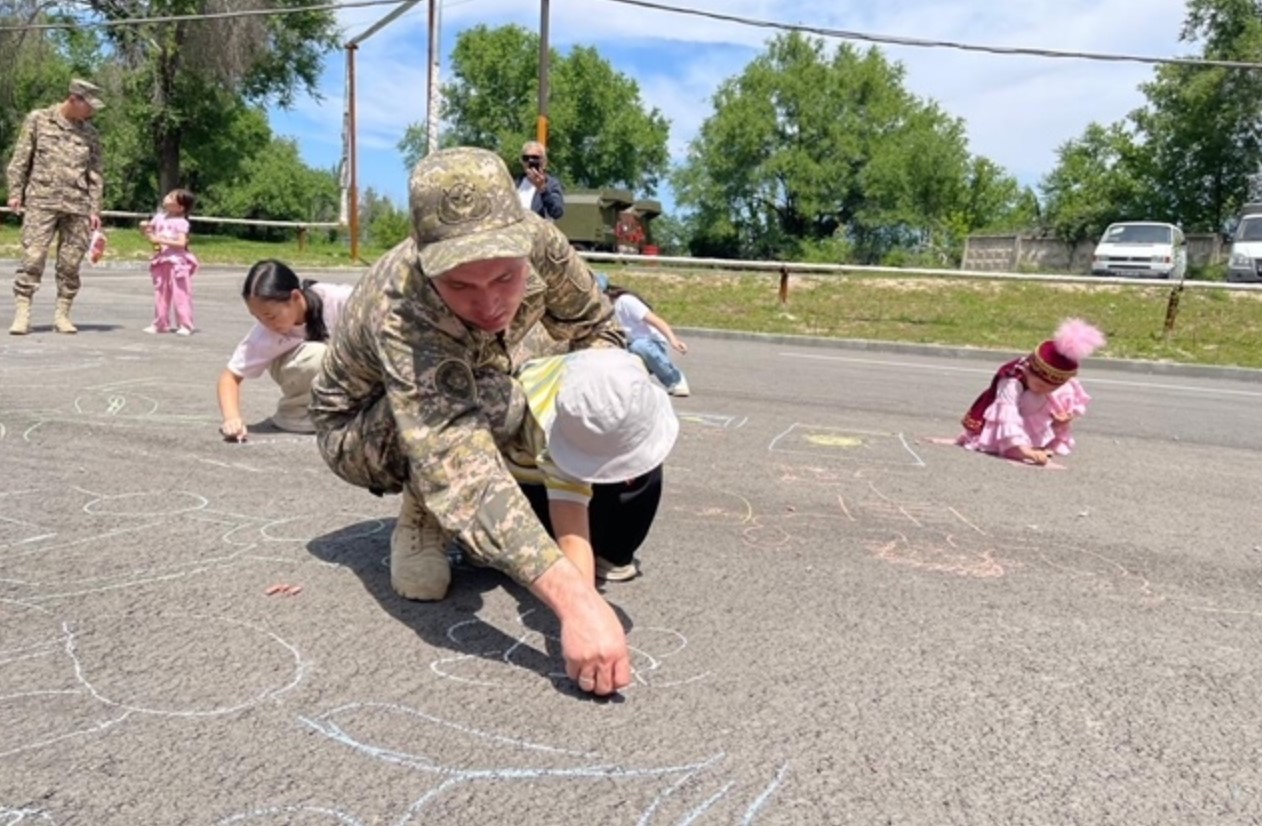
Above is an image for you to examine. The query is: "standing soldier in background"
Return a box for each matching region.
[5,79,105,336]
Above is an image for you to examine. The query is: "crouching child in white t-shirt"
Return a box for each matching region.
[216,259,353,441]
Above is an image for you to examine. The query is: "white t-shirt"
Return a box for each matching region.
[613,294,666,345]
[517,177,536,211]
[226,281,354,379]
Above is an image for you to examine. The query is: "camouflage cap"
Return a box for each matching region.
[410,147,533,278]
[68,78,105,111]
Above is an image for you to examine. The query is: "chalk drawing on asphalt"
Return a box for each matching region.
[769,424,926,467]
[252,701,794,826]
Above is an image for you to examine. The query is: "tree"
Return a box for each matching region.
[1040,122,1152,244]
[201,136,339,239]
[79,0,338,195]
[398,24,670,194]
[0,3,81,199]
[1130,0,1262,232]
[672,33,1015,263]
[957,157,1040,235]
[647,213,690,256]
[1045,0,1262,238]
[360,187,409,248]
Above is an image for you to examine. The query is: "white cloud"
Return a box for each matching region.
[297,0,1192,204]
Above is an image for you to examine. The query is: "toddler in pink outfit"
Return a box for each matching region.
[957,318,1106,465]
[141,189,199,335]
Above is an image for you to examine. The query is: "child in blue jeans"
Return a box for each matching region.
[599,275,691,397]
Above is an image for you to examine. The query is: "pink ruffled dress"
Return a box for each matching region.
[957,377,1091,457]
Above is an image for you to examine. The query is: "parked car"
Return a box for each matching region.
[1226,204,1262,282]
[1090,222,1187,279]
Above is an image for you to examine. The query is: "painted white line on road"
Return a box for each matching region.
[780,351,1262,398]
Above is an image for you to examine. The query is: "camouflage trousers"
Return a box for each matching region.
[315,392,412,498]
[315,374,530,568]
[14,208,91,300]
[315,371,526,500]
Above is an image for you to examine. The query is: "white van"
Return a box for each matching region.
[1227,207,1262,282]
[1090,222,1187,279]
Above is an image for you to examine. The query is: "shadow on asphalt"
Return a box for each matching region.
[16,323,125,334]
[307,517,633,703]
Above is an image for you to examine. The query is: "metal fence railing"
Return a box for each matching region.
[579,251,1262,292]
[1,207,341,250]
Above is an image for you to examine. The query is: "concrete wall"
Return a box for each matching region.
[963,232,1226,273]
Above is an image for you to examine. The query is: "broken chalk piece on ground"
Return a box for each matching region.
[264,584,287,596]
[284,585,303,596]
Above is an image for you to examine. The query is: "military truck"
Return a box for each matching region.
[554,188,661,253]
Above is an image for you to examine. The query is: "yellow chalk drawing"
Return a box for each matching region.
[805,434,864,448]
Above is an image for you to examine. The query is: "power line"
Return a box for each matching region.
[344,0,476,46]
[0,0,408,33]
[601,0,1262,71]
[3,0,1257,72]
[346,0,421,47]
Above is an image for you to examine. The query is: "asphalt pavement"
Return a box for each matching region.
[1,262,1260,825]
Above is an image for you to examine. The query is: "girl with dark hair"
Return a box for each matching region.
[215,259,354,441]
[141,188,200,335]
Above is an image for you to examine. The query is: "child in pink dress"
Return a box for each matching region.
[141,189,199,335]
[957,318,1106,465]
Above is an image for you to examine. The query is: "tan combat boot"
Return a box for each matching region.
[390,488,451,601]
[53,298,78,334]
[9,296,31,336]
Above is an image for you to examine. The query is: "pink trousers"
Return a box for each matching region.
[150,256,198,331]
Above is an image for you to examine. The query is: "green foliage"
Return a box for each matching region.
[645,212,689,256]
[1040,122,1153,244]
[2,1,339,228]
[1188,262,1229,281]
[958,158,1041,233]
[0,4,77,199]
[673,33,1023,265]
[1042,0,1262,242]
[399,25,670,194]
[369,209,410,249]
[1132,0,1262,233]
[361,188,410,248]
[796,233,856,265]
[201,138,339,240]
[82,0,338,193]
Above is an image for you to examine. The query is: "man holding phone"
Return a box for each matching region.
[516,141,565,220]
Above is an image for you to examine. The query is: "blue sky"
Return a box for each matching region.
[268,0,1190,214]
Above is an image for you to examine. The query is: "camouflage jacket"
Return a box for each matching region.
[312,213,625,584]
[5,105,104,216]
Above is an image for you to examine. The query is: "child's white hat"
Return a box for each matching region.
[547,349,679,483]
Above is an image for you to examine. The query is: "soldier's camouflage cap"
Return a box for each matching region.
[410,147,533,278]
[69,79,105,111]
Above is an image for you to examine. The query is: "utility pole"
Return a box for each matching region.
[537,0,550,148]
[346,45,359,261]
[342,0,422,262]
[427,0,442,154]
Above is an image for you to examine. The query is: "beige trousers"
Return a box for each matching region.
[267,342,326,433]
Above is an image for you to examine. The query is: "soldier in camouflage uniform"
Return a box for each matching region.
[311,147,633,696]
[5,79,105,336]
